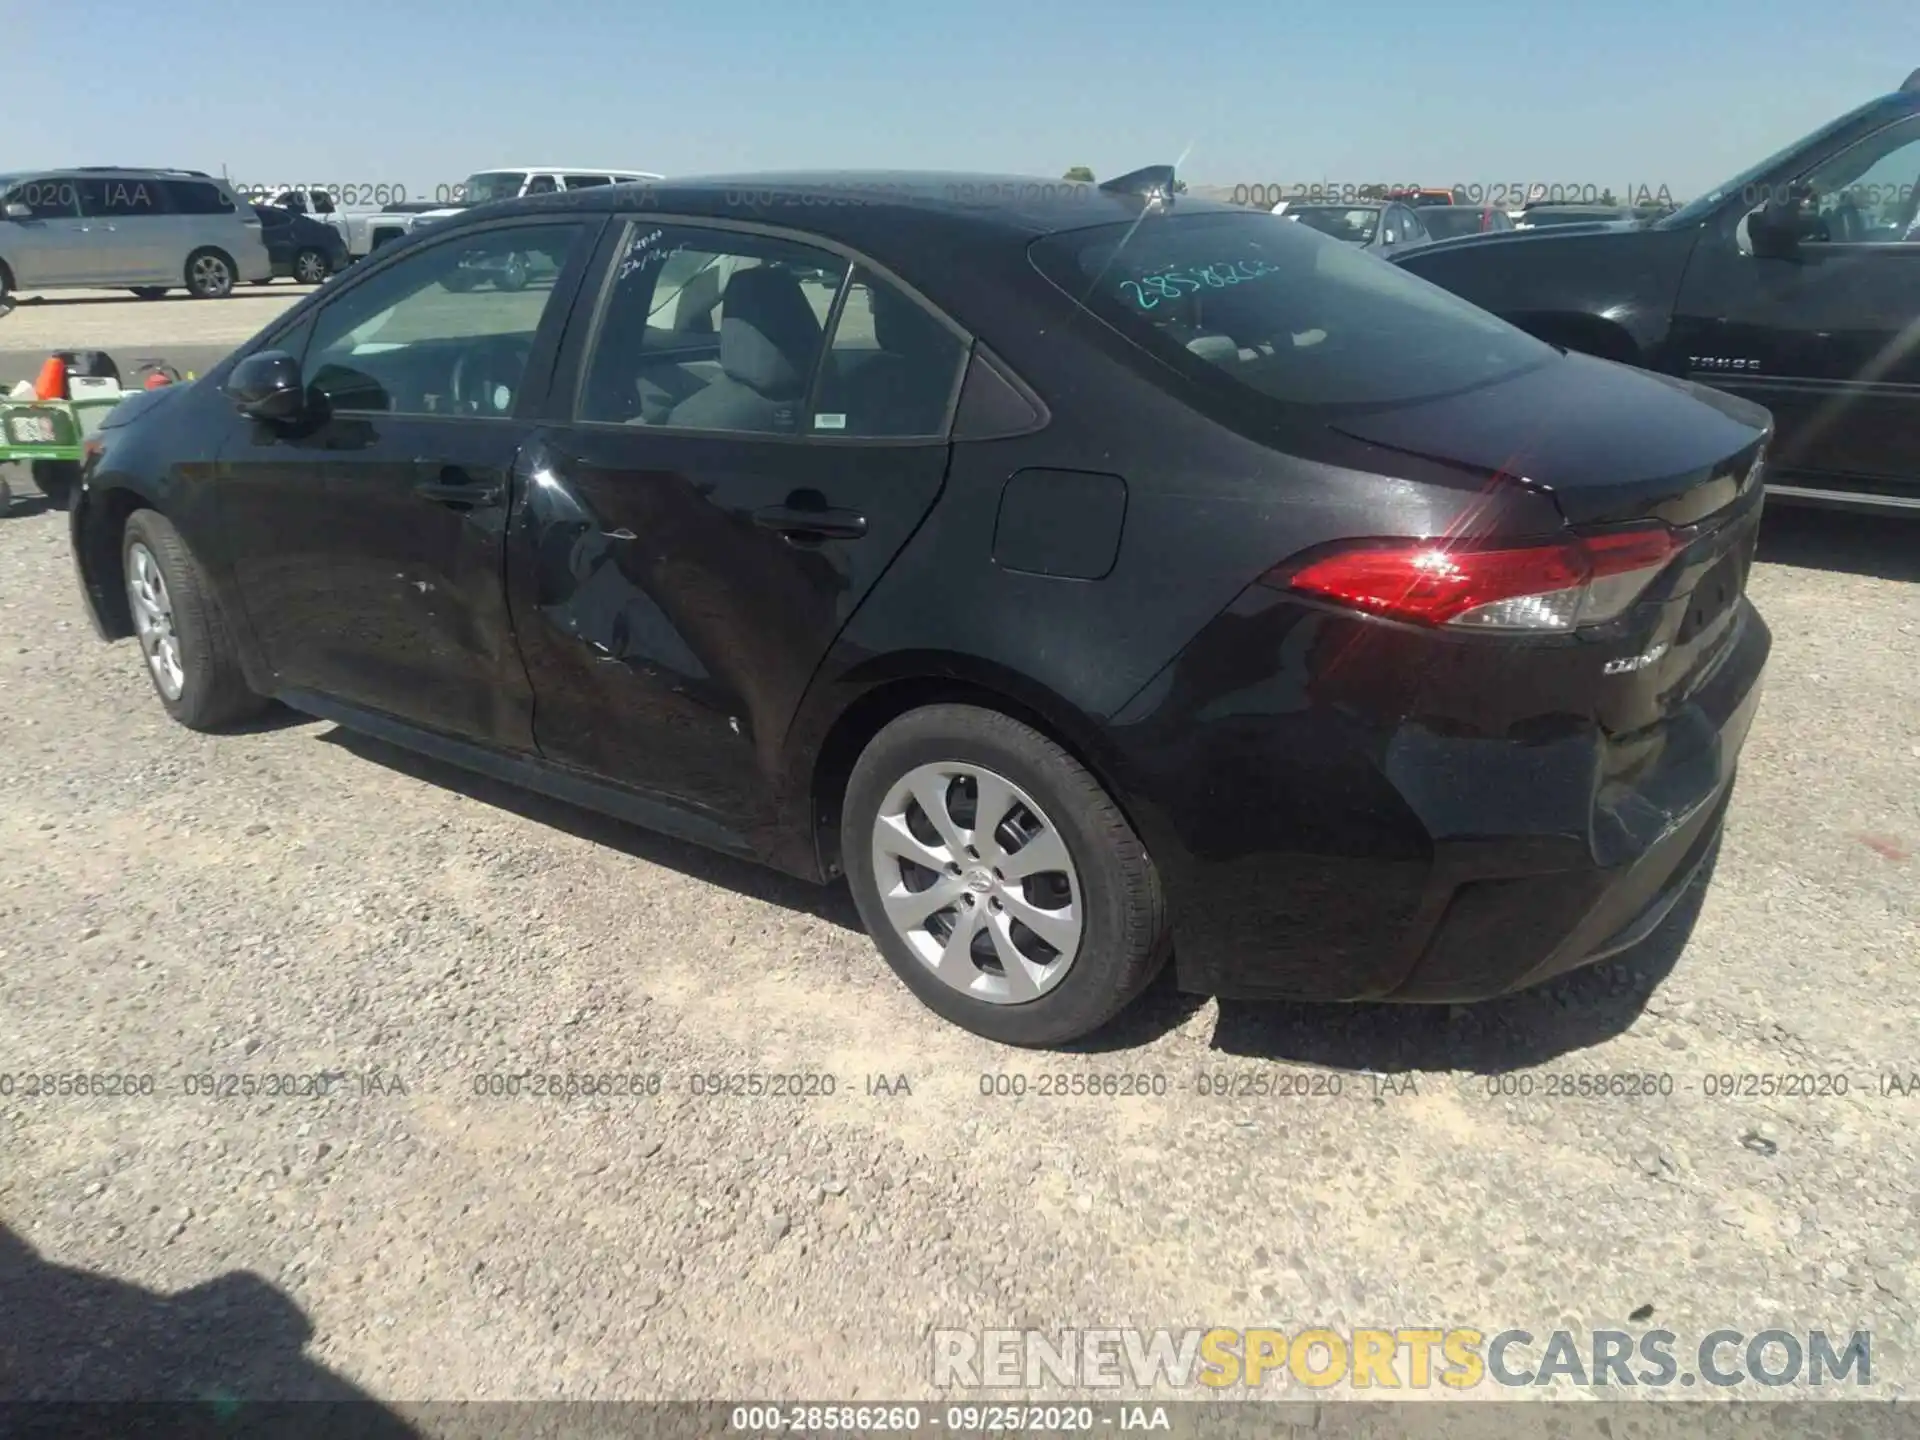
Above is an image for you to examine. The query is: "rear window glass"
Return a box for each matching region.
[1418,207,1496,238]
[160,180,235,215]
[1029,211,1554,410]
[464,171,527,204]
[1287,206,1381,244]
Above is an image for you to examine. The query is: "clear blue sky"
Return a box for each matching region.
[7,0,1914,198]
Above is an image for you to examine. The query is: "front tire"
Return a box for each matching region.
[121,510,268,730]
[184,249,236,299]
[842,704,1168,1046]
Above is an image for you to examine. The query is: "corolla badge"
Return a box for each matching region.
[1603,641,1669,676]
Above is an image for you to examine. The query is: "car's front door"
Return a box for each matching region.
[0,174,92,288]
[1670,113,1920,496]
[509,219,969,827]
[215,216,598,746]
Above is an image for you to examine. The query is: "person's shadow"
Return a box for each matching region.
[0,1225,417,1437]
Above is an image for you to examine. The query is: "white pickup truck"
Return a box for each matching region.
[257,188,450,259]
[261,169,660,261]
[398,167,664,237]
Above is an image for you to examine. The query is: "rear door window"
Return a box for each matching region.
[564,175,614,190]
[811,268,967,437]
[1030,211,1555,411]
[78,176,169,220]
[576,224,848,433]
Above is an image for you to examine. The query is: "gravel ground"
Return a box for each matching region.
[0,287,312,354]
[1,471,1917,1414]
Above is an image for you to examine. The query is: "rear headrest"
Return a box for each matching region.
[718,267,822,397]
[871,282,946,357]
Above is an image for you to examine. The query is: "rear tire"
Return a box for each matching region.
[842,703,1169,1046]
[293,247,330,284]
[121,510,268,730]
[184,249,236,299]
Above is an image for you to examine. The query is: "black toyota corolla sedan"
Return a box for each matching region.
[69,167,1772,1046]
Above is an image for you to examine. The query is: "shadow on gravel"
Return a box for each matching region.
[1757,504,1920,584]
[0,1225,416,1434]
[319,726,867,934]
[0,493,54,520]
[317,719,1724,1069]
[1200,835,1719,1074]
[225,704,320,737]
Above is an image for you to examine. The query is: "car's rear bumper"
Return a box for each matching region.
[1110,583,1769,1004]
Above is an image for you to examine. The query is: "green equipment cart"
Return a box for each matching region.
[0,391,126,513]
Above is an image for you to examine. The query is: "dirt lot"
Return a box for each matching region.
[1,298,1918,1417]
[1,286,313,357]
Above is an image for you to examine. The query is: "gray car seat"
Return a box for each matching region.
[817,283,959,435]
[665,267,824,434]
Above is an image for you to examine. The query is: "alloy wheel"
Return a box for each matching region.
[191,254,233,297]
[295,249,328,284]
[126,543,185,699]
[869,761,1083,1004]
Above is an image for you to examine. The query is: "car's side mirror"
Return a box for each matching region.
[226,350,308,422]
[3,202,31,221]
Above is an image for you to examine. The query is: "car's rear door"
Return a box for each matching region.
[213,215,600,747]
[508,217,969,827]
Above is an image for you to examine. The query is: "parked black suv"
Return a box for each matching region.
[1398,70,1920,514]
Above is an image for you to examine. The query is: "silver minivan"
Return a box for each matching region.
[0,169,272,302]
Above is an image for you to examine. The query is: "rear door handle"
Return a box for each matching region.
[751,505,867,540]
[413,462,502,508]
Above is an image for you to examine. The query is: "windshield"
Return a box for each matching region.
[1031,211,1555,411]
[1286,206,1380,244]
[462,171,527,205]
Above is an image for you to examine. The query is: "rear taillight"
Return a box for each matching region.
[1279,526,1680,633]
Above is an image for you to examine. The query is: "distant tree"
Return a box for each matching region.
[1062,166,1096,183]
[1598,188,1618,206]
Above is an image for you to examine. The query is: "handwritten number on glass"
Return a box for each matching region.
[1119,258,1279,310]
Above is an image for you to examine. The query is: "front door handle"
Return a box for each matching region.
[413,462,502,508]
[751,504,867,540]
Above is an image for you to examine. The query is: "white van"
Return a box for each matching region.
[0,169,272,300]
